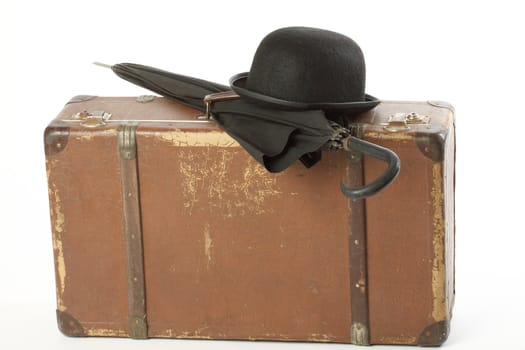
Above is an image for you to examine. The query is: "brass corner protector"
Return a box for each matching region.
[417,320,450,347]
[44,125,70,156]
[56,310,85,337]
[350,322,370,346]
[416,132,446,162]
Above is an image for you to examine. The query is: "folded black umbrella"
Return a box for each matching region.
[99,27,400,199]
[110,63,228,110]
[110,63,335,172]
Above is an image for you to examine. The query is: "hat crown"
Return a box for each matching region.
[245,27,366,104]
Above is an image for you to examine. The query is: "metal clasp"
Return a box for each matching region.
[72,110,112,128]
[197,91,240,120]
[405,112,430,124]
[384,112,430,132]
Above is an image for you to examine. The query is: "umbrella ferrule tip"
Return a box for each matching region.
[93,62,113,69]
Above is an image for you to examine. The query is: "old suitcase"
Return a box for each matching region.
[44,95,455,346]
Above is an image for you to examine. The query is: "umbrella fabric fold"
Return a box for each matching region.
[212,99,333,172]
[109,63,341,172]
[112,63,228,111]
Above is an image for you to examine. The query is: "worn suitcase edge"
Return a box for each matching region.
[66,95,97,104]
[419,106,455,347]
[361,105,455,346]
[57,309,131,337]
[45,125,67,320]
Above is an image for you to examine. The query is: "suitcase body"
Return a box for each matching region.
[44,95,455,345]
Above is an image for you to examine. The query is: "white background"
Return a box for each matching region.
[2,0,524,349]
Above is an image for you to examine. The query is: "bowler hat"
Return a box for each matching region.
[230,27,379,113]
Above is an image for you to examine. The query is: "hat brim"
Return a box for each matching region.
[230,72,380,113]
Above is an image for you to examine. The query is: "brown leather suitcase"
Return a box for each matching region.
[44,95,455,346]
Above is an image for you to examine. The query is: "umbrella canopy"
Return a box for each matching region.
[111,63,336,172]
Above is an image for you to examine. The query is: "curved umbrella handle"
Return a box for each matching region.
[340,137,400,200]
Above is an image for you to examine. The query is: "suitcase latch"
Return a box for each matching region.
[384,112,430,132]
[72,110,112,128]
